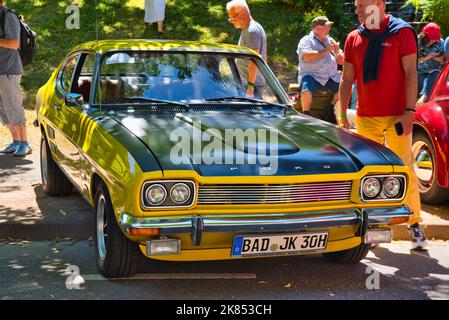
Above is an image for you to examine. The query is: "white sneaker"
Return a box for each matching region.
[408,223,428,251]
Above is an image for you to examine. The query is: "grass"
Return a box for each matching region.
[5,0,352,108]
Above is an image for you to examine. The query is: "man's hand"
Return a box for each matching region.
[434,56,444,64]
[396,110,414,136]
[420,52,437,64]
[330,40,340,55]
[427,52,437,59]
[246,86,255,97]
[324,44,334,54]
[338,117,350,129]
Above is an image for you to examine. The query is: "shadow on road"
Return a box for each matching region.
[0,241,448,299]
[0,155,33,183]
[33,184,90,221]
[0,204,43,225]
[362,246,449,299]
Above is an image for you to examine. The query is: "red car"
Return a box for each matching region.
[413,63,449,204]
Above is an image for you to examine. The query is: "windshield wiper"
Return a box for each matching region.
[206,96,290,110]
[122,97,190,110]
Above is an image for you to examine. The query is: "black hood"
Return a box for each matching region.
[104,108,403,176]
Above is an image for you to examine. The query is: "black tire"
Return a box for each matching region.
[322,243,370,264]
[413,130,449,205]
[94,181,140,278]
[40,137,73,196]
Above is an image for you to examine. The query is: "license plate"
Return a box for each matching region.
[231,232,329,257]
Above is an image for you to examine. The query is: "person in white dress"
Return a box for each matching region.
[144,0,166,33]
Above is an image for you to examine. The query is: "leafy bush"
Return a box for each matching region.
[274,0,354,41]
[405,0,449,35]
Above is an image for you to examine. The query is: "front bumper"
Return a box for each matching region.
[120,206,411,246]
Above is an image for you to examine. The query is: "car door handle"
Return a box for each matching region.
[54,104,62,111]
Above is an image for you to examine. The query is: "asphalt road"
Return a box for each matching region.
[1,114,449,301]
[1,240,448,300]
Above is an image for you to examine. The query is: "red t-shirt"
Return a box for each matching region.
[344,16,417,117]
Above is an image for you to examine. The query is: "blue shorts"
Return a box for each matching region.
[301,75,339,95]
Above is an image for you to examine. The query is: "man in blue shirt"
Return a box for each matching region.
[297,16,344,120]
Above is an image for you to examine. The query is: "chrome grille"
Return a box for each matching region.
[198,181,353,205]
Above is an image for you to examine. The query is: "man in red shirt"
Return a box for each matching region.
[339,0,427,250]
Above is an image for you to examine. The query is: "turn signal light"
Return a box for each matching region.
[389,216,410,225]
[128,228,160,236]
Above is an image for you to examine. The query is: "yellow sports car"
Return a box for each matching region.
[36,40,411,278]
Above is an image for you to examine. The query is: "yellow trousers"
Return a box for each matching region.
[356,116,421,225]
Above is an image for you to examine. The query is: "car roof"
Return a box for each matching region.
[72,39,259,56]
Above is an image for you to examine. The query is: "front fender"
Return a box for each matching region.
[85,115,162,217]
[414,102,449,187]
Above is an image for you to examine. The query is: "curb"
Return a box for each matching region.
[392,224,449,241]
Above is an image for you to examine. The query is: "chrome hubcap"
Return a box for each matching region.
[41,140,48,188]
[412,141,434,192]
[96,194,108,261]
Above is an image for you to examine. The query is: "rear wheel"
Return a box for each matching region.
[94,181,140,278]
[322,243,370,264]
[40,137,73,196]
[412,131,449,204]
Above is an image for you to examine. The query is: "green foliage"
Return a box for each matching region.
[274,0,354,40]
[405,0,449,35]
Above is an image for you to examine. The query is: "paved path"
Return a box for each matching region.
[0,240,448,300]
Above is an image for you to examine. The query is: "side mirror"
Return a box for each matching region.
[65,93,84,107]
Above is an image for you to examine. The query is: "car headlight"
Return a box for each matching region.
[362,177,381,198]
[142,180,196,209]
[383,177,401,198]
[170,183,191,204]
[145,184,167,205]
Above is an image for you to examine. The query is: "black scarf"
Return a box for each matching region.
[358,16,417,83]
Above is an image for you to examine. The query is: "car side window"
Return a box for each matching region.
[80,54,96,76]
[71,54,96,102]
[60,55,80,93]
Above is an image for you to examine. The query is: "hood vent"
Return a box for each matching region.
[146,105,263,115]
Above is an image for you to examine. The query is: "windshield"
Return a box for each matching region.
[95,51,288,105]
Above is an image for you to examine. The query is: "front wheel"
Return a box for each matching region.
[94,181,140,278]
[322,243,370,264]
